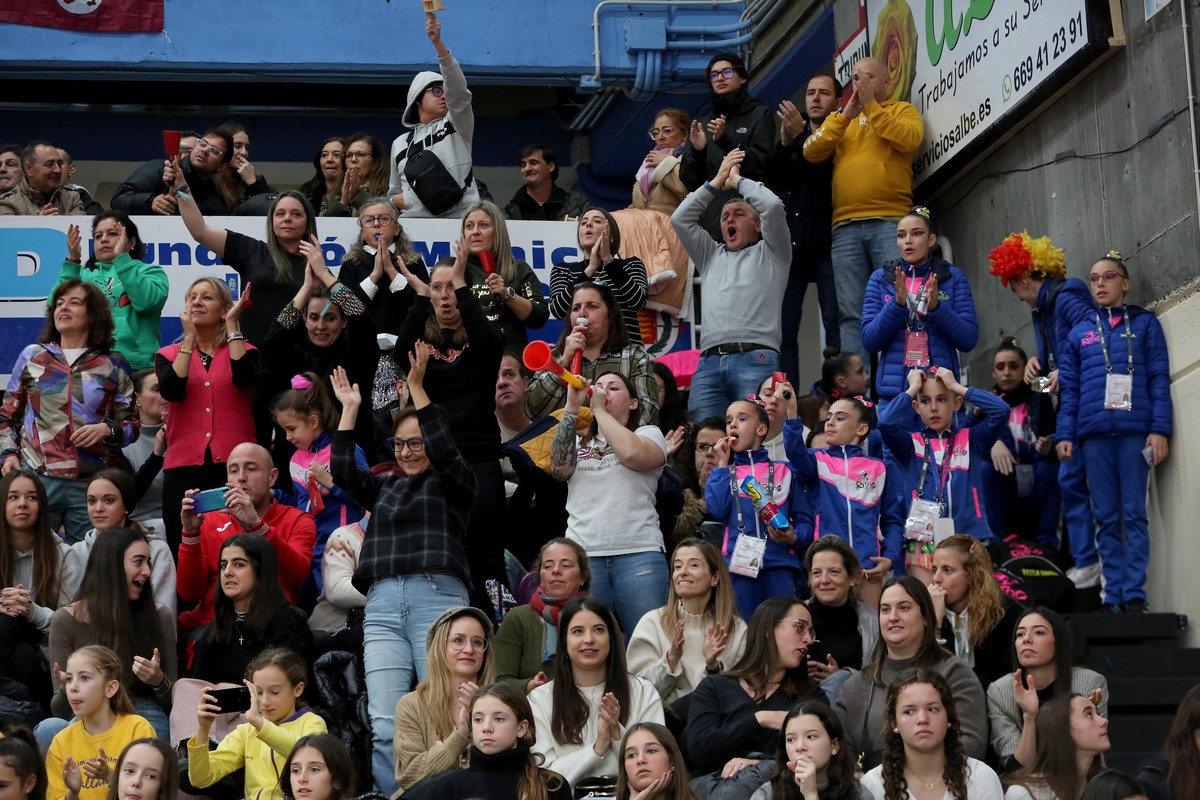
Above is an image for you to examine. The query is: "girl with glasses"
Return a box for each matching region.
[330,335,478,797]
[684,596,826,800]
[394,605,496,790]
[1055,251,1172,614]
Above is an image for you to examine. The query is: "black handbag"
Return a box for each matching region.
[403,135,467,216]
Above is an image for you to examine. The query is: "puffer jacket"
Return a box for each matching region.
[1030,277,1094,373]
[783,422,902,569]
[878,387,1009,541]
[1056,305,1172,443]
[308,651,371,782]
[705,447,813,571]
[861,255,979,401]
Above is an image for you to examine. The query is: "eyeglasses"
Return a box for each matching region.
[781,618,814,638]
[345,151,372,162]
[360,214,395,227]
[696,442,717,452]
[648,125,678,140]
[195,139,225,157]
[448,634,489,652]
[1089,271,1126,284]
[387,436,425,453]
[424,85,446,98]
[709,67,736,81]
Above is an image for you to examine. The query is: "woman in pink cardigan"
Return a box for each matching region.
[154,277,258,555]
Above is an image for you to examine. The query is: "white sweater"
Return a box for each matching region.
[626,605,748,706]
[529,674,665,785]
[861,758,1004,800]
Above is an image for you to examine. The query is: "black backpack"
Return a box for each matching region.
[989,535,1076,612]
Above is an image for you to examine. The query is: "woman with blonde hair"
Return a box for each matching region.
[461,200,549,347]
[631,108,691,215]
[928,535,1023,687]
[394,605,497,790]
[628,538,748,707]
[154,276,256,553]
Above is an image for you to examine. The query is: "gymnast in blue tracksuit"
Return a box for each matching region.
[706,398,813,618]
[988,230,1099,578]
[861,207,979,402]
[879,366,1009,583]
[1055,252,1172,612]
[784,396,902,608]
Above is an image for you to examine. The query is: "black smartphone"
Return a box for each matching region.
[807,640,829,666]
[208,686,252,713]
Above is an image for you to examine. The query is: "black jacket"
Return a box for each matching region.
[763,120,833,256]
[938,597,1025,688]
[111,157,227,216]
[403,744,572,800]
[680,87,776,239]
[504,183,590,221]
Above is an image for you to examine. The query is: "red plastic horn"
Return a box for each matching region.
[569,317,588,375]
[480,250,496,275]
[163,130,182,158]
[523,341,589,392]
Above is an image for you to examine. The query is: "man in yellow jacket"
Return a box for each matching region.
[802,56,924,363]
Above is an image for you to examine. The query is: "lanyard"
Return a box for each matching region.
[905,268,933,332]
[915,433,952,507]
[1095,308,1134,375]
[730,455,774,539]
[1038,310,1058,372]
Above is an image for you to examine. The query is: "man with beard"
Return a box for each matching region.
[111,124,235,215]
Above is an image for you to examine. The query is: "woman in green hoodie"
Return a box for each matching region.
[58,211,168,371]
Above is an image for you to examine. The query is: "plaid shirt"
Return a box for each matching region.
[523,343,659,424]
[332,407,476,593]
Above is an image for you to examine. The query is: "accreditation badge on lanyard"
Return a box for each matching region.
[903,272,933,367]
[1098,311,1135,411]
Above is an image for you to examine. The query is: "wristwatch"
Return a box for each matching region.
[505,287,516,300]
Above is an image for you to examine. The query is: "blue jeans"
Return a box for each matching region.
[1082,436,1150,604]
[132,696,171,742]
[830,219,899,362]
[781,252,839,387]
[586,552,669,635]
[363,573,469,795]
[34,716,71,751]
[1061,449,1097,567]
[688,348,780,422]
[731,567,800,620]
[42,475,90,544]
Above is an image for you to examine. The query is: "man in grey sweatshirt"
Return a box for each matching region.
[671,148,791,420]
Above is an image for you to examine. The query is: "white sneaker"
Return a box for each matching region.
[1066,562,1102,588]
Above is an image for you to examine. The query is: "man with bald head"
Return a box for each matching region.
[802,56,923,362]
[176,441,317,632]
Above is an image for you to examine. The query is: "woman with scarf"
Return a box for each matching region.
[494,538,590,694]
[631,108,691,216]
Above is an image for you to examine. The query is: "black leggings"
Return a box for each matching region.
[161,454,230,557]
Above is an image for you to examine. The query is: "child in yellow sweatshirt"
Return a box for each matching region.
[188,648,327,800]
[47,646,155,800]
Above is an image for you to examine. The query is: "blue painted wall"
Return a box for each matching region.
[0,0,750,87]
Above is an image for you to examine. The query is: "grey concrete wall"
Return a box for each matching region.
[827,0,1199,380]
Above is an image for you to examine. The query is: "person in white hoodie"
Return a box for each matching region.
[64,469,176,615]
[389,11,480,219]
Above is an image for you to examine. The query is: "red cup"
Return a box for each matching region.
[163,130,182,158]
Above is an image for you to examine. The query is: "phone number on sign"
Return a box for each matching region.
[1005,11,1085,99]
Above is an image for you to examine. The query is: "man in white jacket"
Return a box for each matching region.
[389,11,480,219]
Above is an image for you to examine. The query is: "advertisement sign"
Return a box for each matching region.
[0,217,690,382]
[863,0,1111,186]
